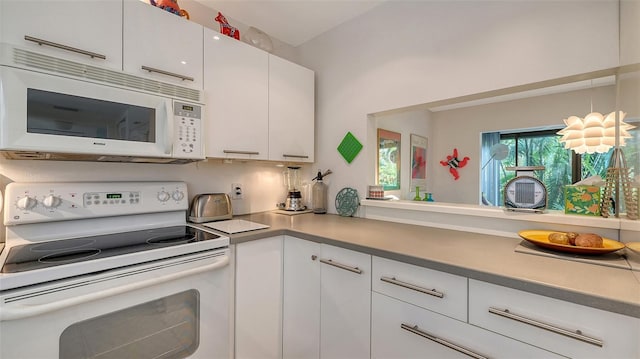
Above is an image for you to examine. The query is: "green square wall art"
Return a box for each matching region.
[337,132,363,164]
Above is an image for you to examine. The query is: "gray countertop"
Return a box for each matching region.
[212,211,640,318]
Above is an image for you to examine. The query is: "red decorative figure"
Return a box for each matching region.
[440,148,470,180]
[215,12,240,40]
[149,0,189,18]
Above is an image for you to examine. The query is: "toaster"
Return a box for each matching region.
[188,193,233,223]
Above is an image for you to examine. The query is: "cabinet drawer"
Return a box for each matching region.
[372,292,562,359]
[372,256,467,321]
[469,279,640,358]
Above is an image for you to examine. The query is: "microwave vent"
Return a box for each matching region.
[2,150,198,164]
[13,48,201,102]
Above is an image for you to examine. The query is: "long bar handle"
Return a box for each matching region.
[488,307,603,347]
[319,258,362,274]
[1,257,229,321]
[380,276,444,298]
[282,154,309,159]
[141,65,194,82]
[223,150,260,156]
[24,35,106,60]
[401,323,489,359]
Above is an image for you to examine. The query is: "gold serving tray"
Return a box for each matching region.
[518,230,624,255]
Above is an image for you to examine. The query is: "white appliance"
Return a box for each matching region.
[0,182,231,359]
[0,43,204,164]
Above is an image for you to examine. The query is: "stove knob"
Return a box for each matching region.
[157,191,171,202]
[16,196,37,210]
[172,190,185,201]
[43,195,62,209]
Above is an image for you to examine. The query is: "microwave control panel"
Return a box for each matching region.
[173,101,203,159]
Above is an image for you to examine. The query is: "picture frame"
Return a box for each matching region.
[410,134,428,189]
[377,129,401,190]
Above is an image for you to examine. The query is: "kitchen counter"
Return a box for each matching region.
[216,212,640,318]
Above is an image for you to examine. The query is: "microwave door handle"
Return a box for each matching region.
[0,256,229,321]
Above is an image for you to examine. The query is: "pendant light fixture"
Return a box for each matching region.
[557,111,635,154]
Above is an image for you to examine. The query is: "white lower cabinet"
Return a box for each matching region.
[283,236,321,358]
[320,243,371,359]
[371,292,563,359]
[282,236,371,359]
[235,236,283,359]
[469,279,640,359]
[239,236,639,359]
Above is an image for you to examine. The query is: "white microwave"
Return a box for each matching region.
[0,45,204,164]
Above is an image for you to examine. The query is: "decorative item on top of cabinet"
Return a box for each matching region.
[149,0,189,19]
[215,12,240,40]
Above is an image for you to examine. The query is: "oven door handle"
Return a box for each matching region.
[0,256,229,321]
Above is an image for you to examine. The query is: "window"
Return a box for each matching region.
[481,128,623,210]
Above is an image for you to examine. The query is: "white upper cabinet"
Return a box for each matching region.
[123,0,203,89]
[268,55,315,162]
[203,28,269,160]
[0,0,122,70]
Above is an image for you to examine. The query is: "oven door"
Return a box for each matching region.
[0,249,230,359]
[0,66,173,158]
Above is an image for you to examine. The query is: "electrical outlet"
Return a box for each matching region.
[231,183,243,199]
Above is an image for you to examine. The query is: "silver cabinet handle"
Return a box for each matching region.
[380,276,444,298]
[141,65,194,82]
[223,150,260,155]
[488,307,603,347]
[401,323,489,359]
[319,258,362,274]
[24,35,106,60]
[282,154,309,159]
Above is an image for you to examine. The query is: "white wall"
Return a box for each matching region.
[298,0,619,214]
[621,0,640,66]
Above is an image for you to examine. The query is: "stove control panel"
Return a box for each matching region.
[3,182,189,225]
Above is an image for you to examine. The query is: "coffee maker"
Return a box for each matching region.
[283,166,306,211]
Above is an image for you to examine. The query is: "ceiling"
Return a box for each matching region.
[193,0,386,47]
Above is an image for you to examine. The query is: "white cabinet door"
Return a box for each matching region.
[372,256,468,321]
[0,0,122,70]
[320,244,371,359]
[469,279,640,359]
[371,292,563,359]
[268,55,315,162]
[123,0,203,89]
[203,28,269,160]
[235,236,283,359]
[282,236,321,359]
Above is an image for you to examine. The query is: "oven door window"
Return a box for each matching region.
[27,88,155,143]
[59,290,199,359]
